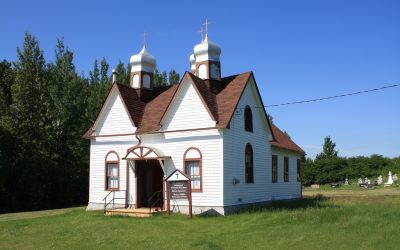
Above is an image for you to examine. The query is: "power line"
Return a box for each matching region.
[265,84,399,108]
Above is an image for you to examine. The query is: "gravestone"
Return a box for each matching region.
[392,174,398,182]
[377,175,383,185]
[357,178,363,185]
[344,178,349,185]
[384,171,394,187]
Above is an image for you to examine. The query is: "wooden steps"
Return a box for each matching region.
[105,207,164,217]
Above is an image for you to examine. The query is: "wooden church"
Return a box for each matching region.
[83,30,305,215]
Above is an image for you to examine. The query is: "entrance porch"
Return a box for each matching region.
[104,145,170,216]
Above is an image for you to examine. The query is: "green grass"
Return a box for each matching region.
[1,188,400,249]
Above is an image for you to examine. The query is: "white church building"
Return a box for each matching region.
[84,33,305,215]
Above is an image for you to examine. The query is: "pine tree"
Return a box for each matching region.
[168,69,180,85]
[12,33,50,145]
[316,136,338,160]
[0,60,15,116]
[115,61,130,85]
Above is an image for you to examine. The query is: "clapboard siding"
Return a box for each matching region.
[162,80,215,131]
[223,78,273,206]
[95,90,136,136]
[89,135,138,205]
[270,147,302,199]
[142,129,224,207]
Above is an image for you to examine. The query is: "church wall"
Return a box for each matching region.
[87,135,138,210]
[142,128,224,208]
[95,90,136,136]
[270,147,302,200]
[223,78,273,206]
[162,79,216,131]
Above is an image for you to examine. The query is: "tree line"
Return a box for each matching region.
[302,136,400,186]
[0,33,180,213]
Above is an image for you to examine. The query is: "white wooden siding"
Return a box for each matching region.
[142,129,224,207]
[95,90,136,136]
[223,78,273,206]
[270,147,302,199]
[162,80,215,131]
[89,135,138,205]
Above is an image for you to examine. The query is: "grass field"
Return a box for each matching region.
[1,188,400,249]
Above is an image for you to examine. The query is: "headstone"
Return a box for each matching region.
[384,171,394,187]
[392,174,398,182]
[311,184,320,189]
[344,178,349,185]
[357,178,363,185]
[367,179,371,185]
[377,175,383,185]
[364,177,369,184]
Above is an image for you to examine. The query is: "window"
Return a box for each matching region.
[105,151,119,190]
[297,159,301,182]
[244,106,253,132]
[272,155,278,183]
[245,144,254,183]
[284,157,289,182]
[184,147,202,192]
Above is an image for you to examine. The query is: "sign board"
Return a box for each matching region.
[166,169,192,218]
[169,181,188,200]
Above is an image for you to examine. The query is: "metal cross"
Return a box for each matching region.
[143,32,147,47]
[198,27,204,41]
[203,19,211,36]
[175,173,179,179]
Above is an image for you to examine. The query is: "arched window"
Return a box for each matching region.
[198,64,207,79]
[245,144,254,183]
[105,151,119,190]
[184,147,202,192]
[244,106,253,132]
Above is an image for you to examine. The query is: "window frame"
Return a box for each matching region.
[245,143,254,183]
[284,156,289,182]
[272,155,278,183]
[105,151,120,191]
[297,159,301,182]
[244,106,253,132]
[184,147,203,192]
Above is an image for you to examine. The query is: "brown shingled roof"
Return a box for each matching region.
[84,71,303,155]
[136,84,178,133]
[116,84,146,127]
[271,123,305,155]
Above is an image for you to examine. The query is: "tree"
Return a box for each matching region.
[316,136,338,160]
[154,69,167,86]
[168,69,180,85]
[115,61,130,85]
[12,33,50,146]
[0,60,15,116]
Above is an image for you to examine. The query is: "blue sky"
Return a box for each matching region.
[1,0,399,158]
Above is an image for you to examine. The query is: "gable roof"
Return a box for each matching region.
[84,71,304,156]
[271,123,305,155]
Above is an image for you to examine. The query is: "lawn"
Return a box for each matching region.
[1,188,400,250]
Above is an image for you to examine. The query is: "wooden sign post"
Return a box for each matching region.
[166,169,192,218]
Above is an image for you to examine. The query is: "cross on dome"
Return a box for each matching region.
[198,27,204,42]
[203,19,211,37]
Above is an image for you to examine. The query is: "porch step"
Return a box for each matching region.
[105,207,164,218]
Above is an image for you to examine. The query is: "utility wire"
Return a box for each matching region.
[265,84,399,108]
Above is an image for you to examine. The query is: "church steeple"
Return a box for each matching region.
[192,19,222,80]
[129,34,156,89]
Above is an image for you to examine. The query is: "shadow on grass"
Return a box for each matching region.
[233,194,338,215]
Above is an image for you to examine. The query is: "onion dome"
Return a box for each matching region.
[129,46,156,73]
[193,34,221,62]
[189,53,196,73]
